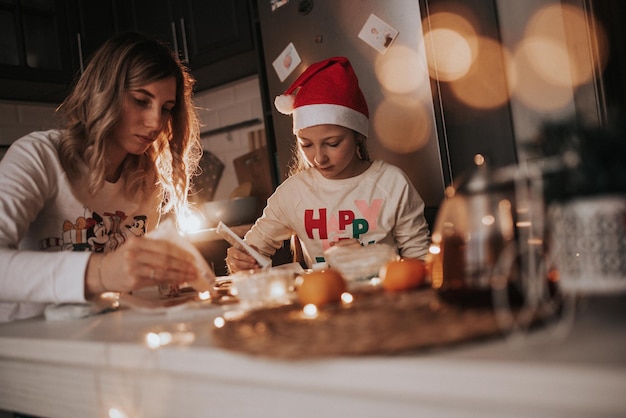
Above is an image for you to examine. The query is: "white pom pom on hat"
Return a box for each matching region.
[274,92,295,115]
[274,56,369,137]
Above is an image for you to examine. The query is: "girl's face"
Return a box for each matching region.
[109,77,177,164]
[296,124,364,180]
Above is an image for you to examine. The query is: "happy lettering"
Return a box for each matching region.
[303,199,382,240]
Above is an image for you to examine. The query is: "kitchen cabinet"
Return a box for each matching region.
[121,0,257,91]
[0,0,76,101]
[0,0,258,103]
[68,0,121,73]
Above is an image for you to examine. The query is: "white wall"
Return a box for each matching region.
[0,76,265,200]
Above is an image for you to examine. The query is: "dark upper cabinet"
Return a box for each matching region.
[70,0,121,73]
[120,0,177,51]
[183,0,257,90]
[121,0,257,91]
[0,0,76,101]
[0,0,257,103]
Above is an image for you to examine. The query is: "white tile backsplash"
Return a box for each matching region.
[195,76,265,200]
[0,76,265,201]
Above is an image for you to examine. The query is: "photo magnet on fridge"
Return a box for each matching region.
[270,0,289,12]
[272,42,302,82]
[358,13,399,54]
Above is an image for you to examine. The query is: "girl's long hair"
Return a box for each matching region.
[57,32,201,219]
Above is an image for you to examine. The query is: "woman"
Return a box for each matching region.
[0,32,203,322]
[226,57,430,272]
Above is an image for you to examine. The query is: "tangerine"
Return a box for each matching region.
[379,258,426,292]
[297,268,346,306]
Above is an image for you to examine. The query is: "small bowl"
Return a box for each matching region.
[200,196,260,227]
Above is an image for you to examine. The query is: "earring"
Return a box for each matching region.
[356,141,364,160]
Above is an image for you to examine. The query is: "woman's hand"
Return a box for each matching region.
[225,246,260,274]
[85,235,199,296]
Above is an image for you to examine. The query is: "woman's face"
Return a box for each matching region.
[296,124,362,179]
[109,76,177,163]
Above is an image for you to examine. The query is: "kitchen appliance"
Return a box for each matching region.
[255,0,445,209]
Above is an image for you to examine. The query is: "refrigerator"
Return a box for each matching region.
[255,0,446,214]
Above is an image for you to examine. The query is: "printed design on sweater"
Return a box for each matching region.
[304,198,383,251]
[39,209,148,253]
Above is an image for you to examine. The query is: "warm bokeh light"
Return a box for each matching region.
[422,11,479,82]
[521,36,576,88]
[374,45,428,94]
[373,97,431,153]
[178,209,204,234]
[525,4,608,87]
[340,292,354,305]
[420,3,609,114]
[108,407,129,418]
[302,303,318,318]
[450,36,515,109]
[144,330,195,348]
[426,10,479,44]
[510,38,574,111]
[145,332,161,349]
[423,28,473,81]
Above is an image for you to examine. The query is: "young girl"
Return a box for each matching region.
[226,56,430,272]
[0,32,203,322]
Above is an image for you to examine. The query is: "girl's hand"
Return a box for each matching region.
[85,235,199,296]
[225,246,260,274]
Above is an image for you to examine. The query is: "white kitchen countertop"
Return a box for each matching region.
[0,293,624,418]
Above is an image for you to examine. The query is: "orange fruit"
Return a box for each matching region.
[379,258,426,292]
[297,268,346,307]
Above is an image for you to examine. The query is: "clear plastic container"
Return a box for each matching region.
[230,265,302,309]
[324,243,399,288]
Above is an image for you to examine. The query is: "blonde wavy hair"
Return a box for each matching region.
[57,32,201,219]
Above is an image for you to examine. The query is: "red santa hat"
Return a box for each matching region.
[274,57,369,137]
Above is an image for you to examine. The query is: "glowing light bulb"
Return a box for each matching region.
[145,332,161,349]
[108,407,128,418]
[158,332,173,345]
[341,292,354,305]
[302,303,318,318]
[214,317,226,328]
[178,208,204,234]
[269,281,287,298]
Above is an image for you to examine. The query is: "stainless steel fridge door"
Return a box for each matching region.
[256,0,446,208]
